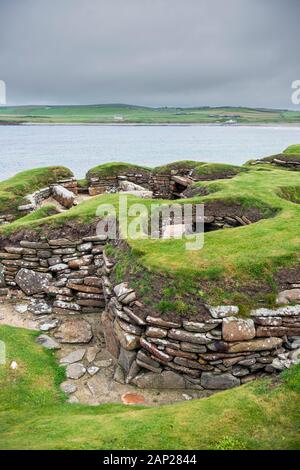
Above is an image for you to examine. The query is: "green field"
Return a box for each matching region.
[0,104,300,124]
[0,325,299,450]
[2,148,300,308]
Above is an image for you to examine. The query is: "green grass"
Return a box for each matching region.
[0,324,299,450]
[0,166,73,215]
[153,160,242,177]
[1,160,300,303]
[0,104,300,124]
[283,144,300,155]
[86,162,151,179]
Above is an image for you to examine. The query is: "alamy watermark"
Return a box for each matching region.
[0,340,6,365]
[95,196,205,251]
[0,80,6,105]
[291,80,300,105]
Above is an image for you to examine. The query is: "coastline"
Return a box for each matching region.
[1,121,300,128]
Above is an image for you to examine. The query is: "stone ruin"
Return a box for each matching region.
[0,234,299,393]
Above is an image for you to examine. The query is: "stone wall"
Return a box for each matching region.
[101,274,300,391]
[17,178,78,214]
[0,236,108,347]
[87,171,176,199]
[1,235,299,391]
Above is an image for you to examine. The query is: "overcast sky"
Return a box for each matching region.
[0,0,299,108]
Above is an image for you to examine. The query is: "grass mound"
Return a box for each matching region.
[153,160,242,180]
[283,144,300,155]
[86,162,151,180]
[0,166,73,215]
[0,324,299,450]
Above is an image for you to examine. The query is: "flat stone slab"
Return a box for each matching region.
[15,268,52,295]
[54,319,93,344]
[36,334,61,350]
[66,363,86,379]
[60,348,86,364]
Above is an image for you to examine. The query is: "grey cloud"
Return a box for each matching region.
[0,0,299,107]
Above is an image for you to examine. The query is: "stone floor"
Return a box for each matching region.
[0,297,211,407]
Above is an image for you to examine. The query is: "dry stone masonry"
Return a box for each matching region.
[1,234,300,392]
[17,177,78,214]
[101,276,300,391]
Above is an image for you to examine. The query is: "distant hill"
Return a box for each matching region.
[0,104,299,124]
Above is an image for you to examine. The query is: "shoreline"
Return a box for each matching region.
[1,121,300,128]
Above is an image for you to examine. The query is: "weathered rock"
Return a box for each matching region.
[87,366,100,376]
[180,342,207,353]
[256,326,300,337]
[68,256,93,270]
[123,306,146,326]
[276,289,300,305]
[174,356,213,371]
[114,319,140,350]
[132,370,186,389]
[146,326,167,339]
[118,347,136,373]
[165,347,198,360]
[49,263,69,272]
[254,317,282,326]
[251,306,300,317]
[86,345,99,363]
[20,240,49,249]
[201,372,240,390]
[140,337,172,362]
[39,319,59,331]
[54,319,93,343]
[83,277,101,288]
[77,242,93,252]
[60,348,86,364]
[15,268,52,295]
[114,283,136,304]
[28,300,52,315]
[52,184,75,209]
[66,363,86,379]
[125,360,141,383]
[60,381,77,394]
[222,317,256,341]
[209,305,239,319]
[53,300,81,312]
[182,320,220,332]
[227,337,283,353]
[113,365,125,384]
[14,303,28,314]
[49,238,80,246]
[146,315,181,328]
[137,350,161,370]
[66,281,102,294]
[94,359,113,368]
[117,319,143,337]
[101,311,119,358]
[168,328,210,345]
[36,334,61,350]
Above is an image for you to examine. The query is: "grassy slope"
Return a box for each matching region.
[87,162,151,179]
[0,104,299,124]
[283,144,300,155]
[153,160,243,176]
[0,166,73,215]
[2,164,300,288]
[0,325,299,450]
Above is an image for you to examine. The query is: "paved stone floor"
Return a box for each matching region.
[0,298,211,407]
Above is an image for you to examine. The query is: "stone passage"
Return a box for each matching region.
[1,235,300,392]
[102,277,300,391]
